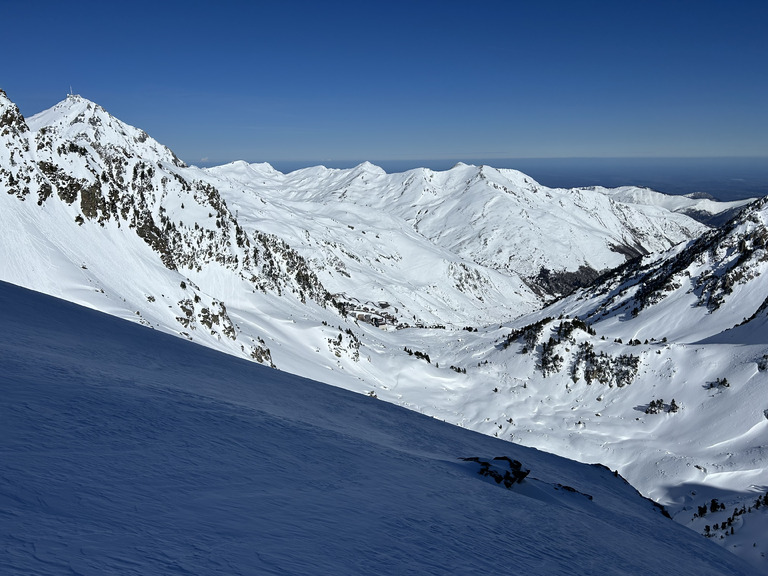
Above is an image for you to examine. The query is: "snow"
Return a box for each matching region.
[595,184,752,217]
[206,159,711,288]
[0,280,757,575]
[2,89,768,572]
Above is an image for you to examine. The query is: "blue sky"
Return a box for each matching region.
[3,0,767,166]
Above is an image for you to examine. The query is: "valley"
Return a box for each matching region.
[2,88,766,571]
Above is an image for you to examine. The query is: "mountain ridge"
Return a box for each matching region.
[2,89,766,569]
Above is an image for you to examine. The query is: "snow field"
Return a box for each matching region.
[1,281,757,575]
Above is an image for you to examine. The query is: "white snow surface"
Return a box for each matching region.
[205,159,715,289]
[593,184,750,215]
[2,89,767,571]
[0,281,757,575]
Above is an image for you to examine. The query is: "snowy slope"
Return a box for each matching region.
[206,159,717,299]
[0,280,757,576]
[429,197,768,567]
[202,161,540,326]
[593,184,751,223]
[2,89,768,570]
[0,89,337,370]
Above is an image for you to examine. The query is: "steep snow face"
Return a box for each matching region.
[0,281,756,576]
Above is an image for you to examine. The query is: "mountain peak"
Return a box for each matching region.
[353,160,386,176]
[29,93,119,132]
[205,160,282,180]
[27,94,187,168]
[65,92,96,104]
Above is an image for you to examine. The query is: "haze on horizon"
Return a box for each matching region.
[3,0,767,167]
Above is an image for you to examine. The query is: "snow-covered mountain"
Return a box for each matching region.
[1,280,756,575]
[450,196,768,565]
[205,158,731,301]
[1,88,765,570]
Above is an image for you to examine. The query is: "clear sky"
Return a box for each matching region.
[3,0,767,166]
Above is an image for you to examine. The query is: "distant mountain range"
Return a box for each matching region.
[1,88,765,570]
